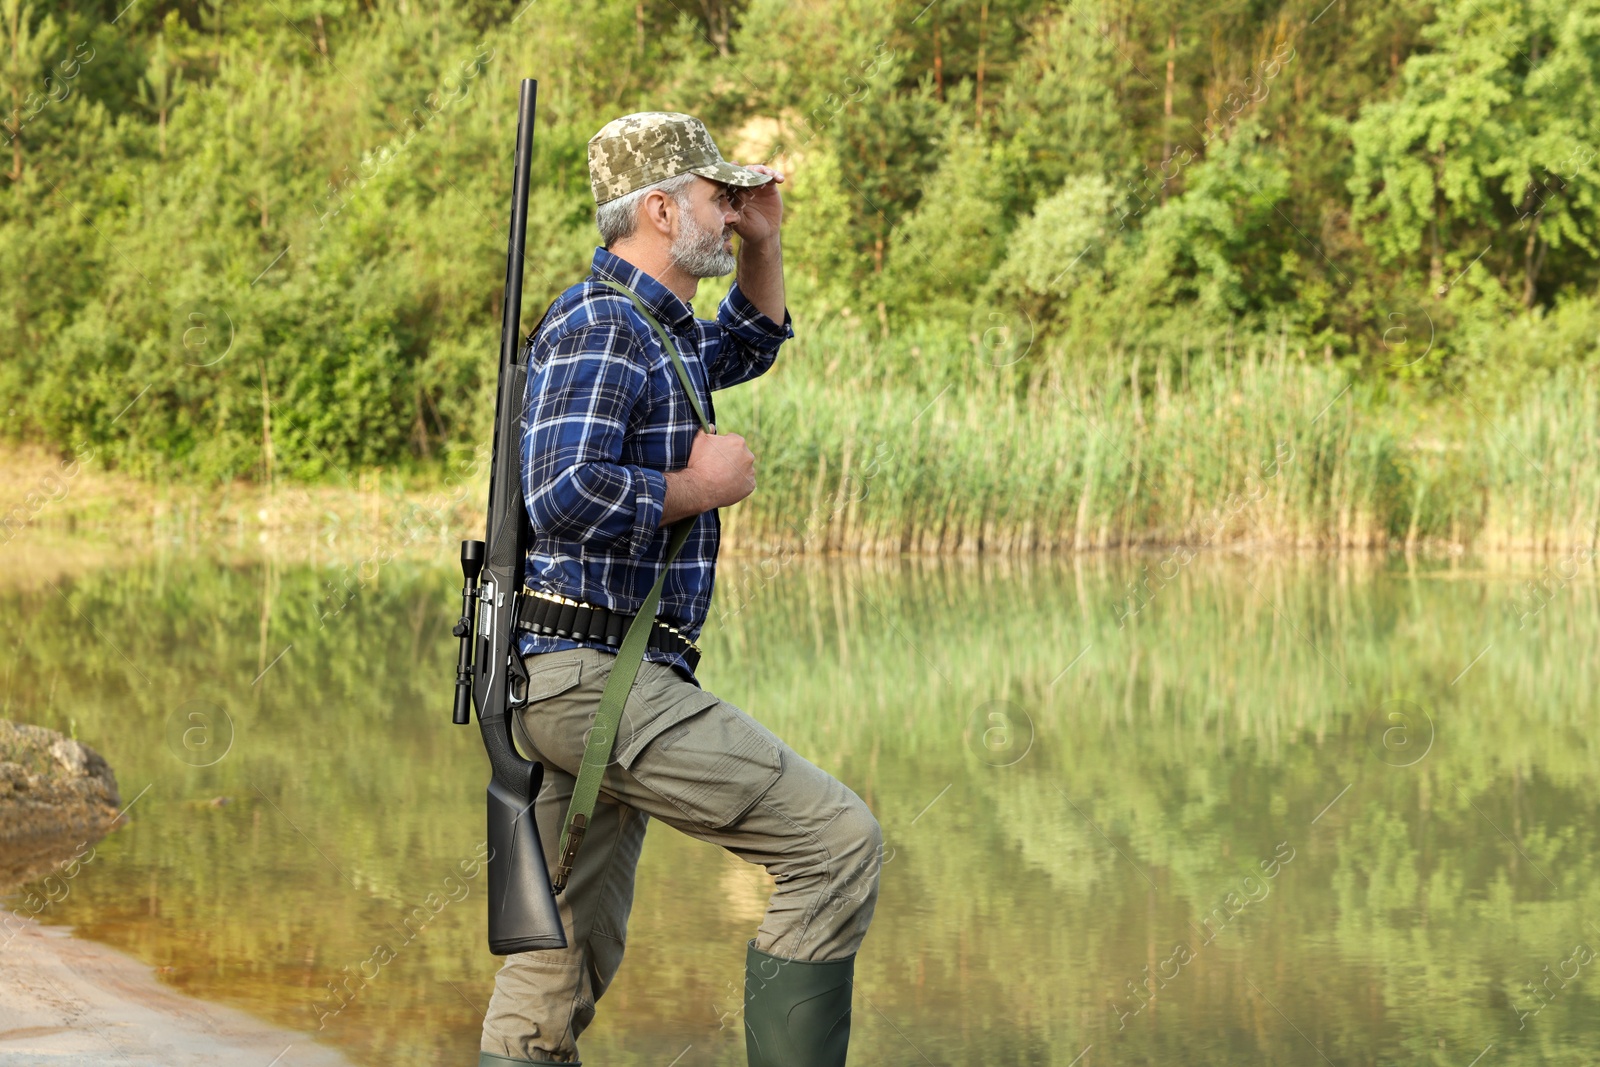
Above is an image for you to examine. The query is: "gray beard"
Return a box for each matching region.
[670,199,737,278]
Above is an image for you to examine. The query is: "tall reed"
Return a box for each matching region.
[716,326,1600,556]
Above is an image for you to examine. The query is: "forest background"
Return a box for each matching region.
[4,0,1600,553]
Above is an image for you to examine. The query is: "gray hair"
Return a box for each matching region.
[596,171,698,248]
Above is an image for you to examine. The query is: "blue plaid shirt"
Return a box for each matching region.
[517,246,794,684]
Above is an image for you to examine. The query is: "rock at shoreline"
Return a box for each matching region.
[0,721,122,889]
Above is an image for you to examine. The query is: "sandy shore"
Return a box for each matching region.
[0,918,354,1066]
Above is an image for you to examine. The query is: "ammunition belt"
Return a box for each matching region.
[516,588,701,674]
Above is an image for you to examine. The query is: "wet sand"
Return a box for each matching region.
[0,918,354,1066]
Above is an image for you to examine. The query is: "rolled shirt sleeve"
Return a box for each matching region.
[707,280,795,391]
[522,323,667,560]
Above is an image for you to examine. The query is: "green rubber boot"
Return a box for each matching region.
[744,938,857,1067]
[478,1053,578,1066]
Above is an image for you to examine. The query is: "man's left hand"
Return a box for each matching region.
[731,164,785,245]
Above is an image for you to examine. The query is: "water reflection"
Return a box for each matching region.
[3,548,1598,1065]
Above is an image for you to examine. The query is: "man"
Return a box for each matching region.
[478,112,883,1067]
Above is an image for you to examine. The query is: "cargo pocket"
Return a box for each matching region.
[618,700,783,830]
[511,655,588,768]
[522,656,584,705]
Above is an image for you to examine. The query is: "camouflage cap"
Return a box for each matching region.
[588,111,773,207]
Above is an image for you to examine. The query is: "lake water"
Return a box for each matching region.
[3,546,1598,1066]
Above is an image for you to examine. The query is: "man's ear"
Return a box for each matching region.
[642,190,677,238]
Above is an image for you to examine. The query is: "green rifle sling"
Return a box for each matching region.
[550,277,714,894]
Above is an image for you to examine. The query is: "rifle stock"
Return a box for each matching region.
[452,77,567,955]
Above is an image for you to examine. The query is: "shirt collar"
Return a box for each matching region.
[590,246,695,330]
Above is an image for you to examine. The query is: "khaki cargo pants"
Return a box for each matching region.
[480,646,883,1064]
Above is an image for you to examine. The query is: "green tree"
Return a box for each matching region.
[135,33,185,159]
[983,172,1121,328]
[877,123,1011,326]
[1,0,58,181]
[1348,0,1600,308]
[1108,121,1297,331]
[990,0,1132,205]
[778,139,868,313]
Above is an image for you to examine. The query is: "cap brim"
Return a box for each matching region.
[687,161,774,188]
